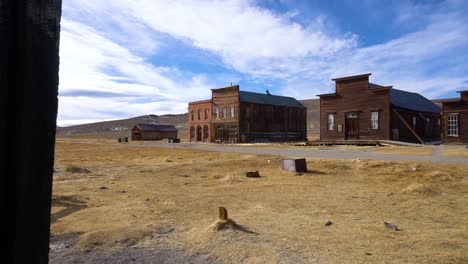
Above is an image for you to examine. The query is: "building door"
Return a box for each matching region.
[345,112,359,140]
[196,126,202,141]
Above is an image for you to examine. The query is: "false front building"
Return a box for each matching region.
[438,90,468,143]
[188,85,307,143]
[318,73,441,144]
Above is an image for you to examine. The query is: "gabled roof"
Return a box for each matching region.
[134,124,177,132]
[239,91,305,108]
[389,89,441,113]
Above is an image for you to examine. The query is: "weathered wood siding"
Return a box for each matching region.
[442,100,468,143]
[320,76,391,141]
[132,128,177,140]
[391,108,441,143]
[239,103,307,142]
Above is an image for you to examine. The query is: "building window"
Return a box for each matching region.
[223,107,227,118]
[215,107,220,119]
[371,111,379,129]
[328,113,335,130]
[230,105,235,118]
[197,109,201,120]
[413,116,417,129]
[205,108,209,120]
[448,113,459,136]
[191,109,194,121]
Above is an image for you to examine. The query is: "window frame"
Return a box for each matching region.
[447,113,459,137]
[215,107,220,119]
[371,111,379,130]
[327,113,335,131]
[230,105,235,118]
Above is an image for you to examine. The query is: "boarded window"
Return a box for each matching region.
[371,111,379,129]
[448,113,459,136]
[197,109,201,120]
[328,114,335,130]
[413,116,417,129]
[205,108,209,120]
[223,107,227,118]
[191,110,194,121]
[231,105,235,118]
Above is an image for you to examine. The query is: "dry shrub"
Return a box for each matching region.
[424,171,456,182]
[65,165,91,174]
[401,183,440,195]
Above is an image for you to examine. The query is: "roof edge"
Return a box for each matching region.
[332,73,372,82]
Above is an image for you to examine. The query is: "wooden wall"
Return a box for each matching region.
[132,129,177,140]
[320,76,391,141]
[239,102,307,142]
[391,108,441,143]
[442,100,468,143]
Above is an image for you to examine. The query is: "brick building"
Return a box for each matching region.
[188,85,307,143]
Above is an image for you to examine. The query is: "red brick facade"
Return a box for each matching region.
[188,100,212,142]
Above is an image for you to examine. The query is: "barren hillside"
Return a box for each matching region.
[57,114,189,139]
[57,99,320,140]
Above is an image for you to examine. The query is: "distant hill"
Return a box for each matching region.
[57,114,188,139]
[57,100,320,140]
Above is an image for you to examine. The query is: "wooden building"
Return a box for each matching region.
[438,91,468,143]
[318,73,441,144]
[131,124,178,140]
[188,85,307,143]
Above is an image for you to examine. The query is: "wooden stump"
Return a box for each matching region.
[219,207,228,221]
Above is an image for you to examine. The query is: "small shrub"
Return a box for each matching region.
[66,165,91,174]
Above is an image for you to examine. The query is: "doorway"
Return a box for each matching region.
[196,126,202,141]
[345,112,359,140]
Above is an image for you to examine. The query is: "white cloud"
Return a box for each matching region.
[58,0,468,126]
[58,18,215,126]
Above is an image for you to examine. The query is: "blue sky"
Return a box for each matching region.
[58,0,468,126]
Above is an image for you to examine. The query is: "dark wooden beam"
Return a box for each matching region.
[392,109,425,144]
[1,1,62,263]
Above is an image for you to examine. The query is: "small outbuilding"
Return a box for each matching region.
[131,124,178,140]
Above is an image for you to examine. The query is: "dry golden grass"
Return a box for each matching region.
[52,139,468,263]
[442,147,468,158]
[373,145,434,156]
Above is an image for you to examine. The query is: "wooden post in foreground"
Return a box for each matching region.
[219,207,228,221]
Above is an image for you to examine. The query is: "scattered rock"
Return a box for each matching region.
[99,187,108,190]
[325,220,333,226]
[384,221,402,231]
[66,165,91,174]
[366,253,372,256]
[244,171,260,178]
[411,167,417,171]
[295,172,303,176]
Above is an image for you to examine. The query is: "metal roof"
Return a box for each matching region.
[389,89,441,113]
[239,91,305,108]
[134,124,178,132]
